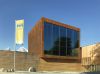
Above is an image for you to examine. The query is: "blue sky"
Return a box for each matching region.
[0,0,100,50]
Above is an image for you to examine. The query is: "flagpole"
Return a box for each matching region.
[14,19,24,71]
[14,44,16,72]
[14,20,16,72]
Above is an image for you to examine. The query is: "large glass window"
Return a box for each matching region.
[52,25,60,55]
[44,22,79,56]
[67,29,72,56]
[59,27,67,56]
[44,22,53,55]
[67,29,79,56]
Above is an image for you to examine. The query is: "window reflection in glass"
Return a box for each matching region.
[44,22,53,55]
[60,27,67,56]
[52,25,60,55]
[44,22,79,57]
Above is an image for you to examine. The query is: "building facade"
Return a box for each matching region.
[0,50,37,71]
[44,21,79,57]
[82,43,100,71]
[28,17,83,71]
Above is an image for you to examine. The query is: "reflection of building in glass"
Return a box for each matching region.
[44,22,79,56]
[28,17,82,71]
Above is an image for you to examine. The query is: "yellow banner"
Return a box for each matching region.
[15,20,24,44]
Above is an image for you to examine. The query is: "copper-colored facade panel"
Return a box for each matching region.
[28,19,43,57]
[41,17,80,31]
[28,17,81,60]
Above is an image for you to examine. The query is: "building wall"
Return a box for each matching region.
[28,19,43,57]
[42,17,80,59]
[28,17,83,72]
[0,50,38,71]
[0,50,85,72]
[28,17,81,59]
[82,43,100,65]
[81,43,100,71]
[82,44,95,65]
[37,58,85,72]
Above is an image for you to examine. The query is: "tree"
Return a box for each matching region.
[90,43,100,71]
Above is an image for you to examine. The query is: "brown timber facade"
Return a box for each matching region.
[28,17,83,71]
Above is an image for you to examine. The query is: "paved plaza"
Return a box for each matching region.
[0,71,100,74]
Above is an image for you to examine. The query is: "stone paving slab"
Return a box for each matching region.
[0,72,79,74]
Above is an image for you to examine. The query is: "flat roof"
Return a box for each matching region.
[41,17,80,31]
[81,42,100,47]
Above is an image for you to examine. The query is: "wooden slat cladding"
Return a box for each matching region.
[37,58,85,72]
[28,17,80,60]
[28,19,43,57]
[28,17,82,71]
[43,55,80,60]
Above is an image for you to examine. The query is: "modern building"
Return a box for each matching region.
[82,42,100,71]
[0,17,99,72]
[28,17,84,71]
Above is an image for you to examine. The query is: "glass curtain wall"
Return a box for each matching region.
[44,22,79,56]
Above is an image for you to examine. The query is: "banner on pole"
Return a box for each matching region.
[15,20,24,45]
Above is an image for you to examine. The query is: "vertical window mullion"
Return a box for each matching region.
[59,27,60,56]
[66,28,67,56]
[51,24,53,55]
